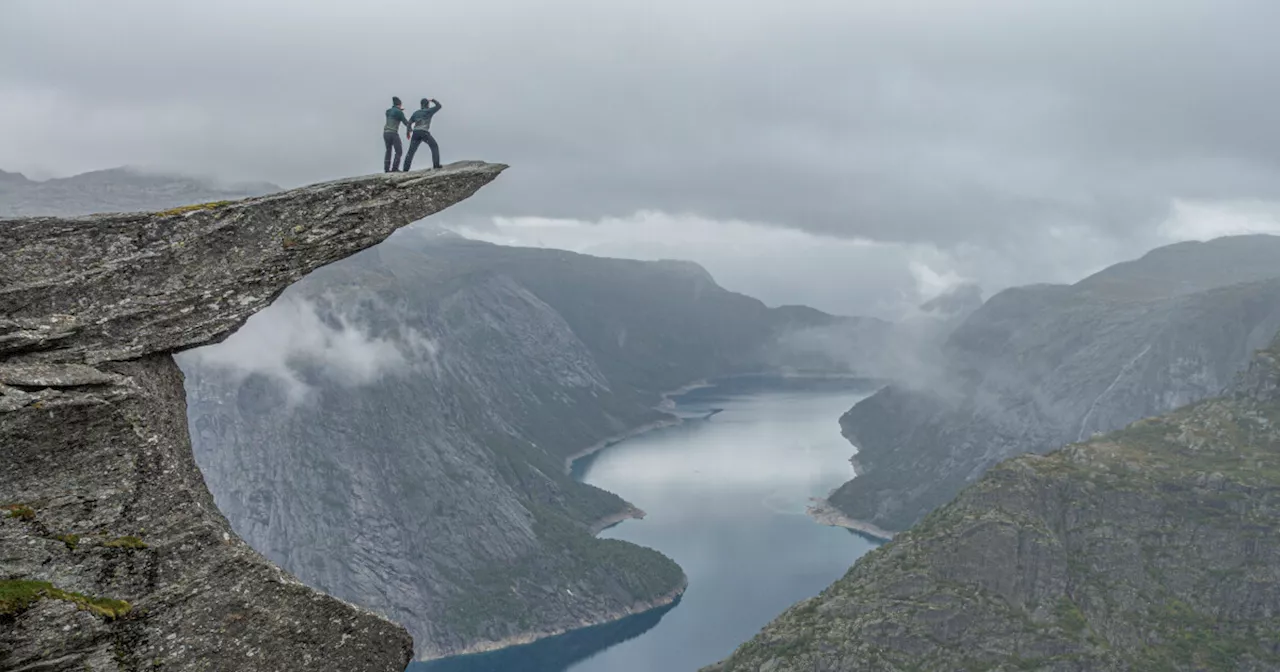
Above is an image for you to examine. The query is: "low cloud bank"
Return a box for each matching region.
[180,293,438,404]
[447,199,1280,321]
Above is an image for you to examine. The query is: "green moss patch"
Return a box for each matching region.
[104,536,147,550]
[2,504,35,521]
[0,579,131,620]
[156,200,232,217]
[56,533,80,550]
[1054,597,1088,637]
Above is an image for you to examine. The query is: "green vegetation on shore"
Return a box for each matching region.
[440,504,685,641]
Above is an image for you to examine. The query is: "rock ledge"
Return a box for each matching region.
[0,162,505,671]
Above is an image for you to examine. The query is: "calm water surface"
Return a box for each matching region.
[416,377,882,672]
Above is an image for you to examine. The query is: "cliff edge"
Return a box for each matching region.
[0,162,505,671]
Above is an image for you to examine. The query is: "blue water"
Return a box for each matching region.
[415,377,882,672]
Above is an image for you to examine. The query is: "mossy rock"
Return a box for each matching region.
[104,535,148,550]
[0,579,131,619]
[2,503,36,521]
[156,200,233,217]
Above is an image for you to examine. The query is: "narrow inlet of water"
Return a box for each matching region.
[415,377,882,672]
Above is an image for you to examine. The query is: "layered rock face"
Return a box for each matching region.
[0,163,504,671]
[181,235,862,659]
[708,334,1280,671]
[828,235,1280,533]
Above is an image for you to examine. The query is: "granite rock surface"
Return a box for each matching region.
[1,162,505,671]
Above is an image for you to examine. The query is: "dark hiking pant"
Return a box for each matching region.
[383,131,403,172]
[404,130,440,171]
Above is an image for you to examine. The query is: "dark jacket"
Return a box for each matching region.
[409,100,442,133]
[384,106,410,134]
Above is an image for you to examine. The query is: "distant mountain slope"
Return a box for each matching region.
[1076,235,1280,299]
[708,333,1280,672]
[826,235,1280,533]
[0,166,279,217]
[182,236,875,660]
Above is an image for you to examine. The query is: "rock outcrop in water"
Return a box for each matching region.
[0,162,504,671]
[826,235,1280,533]
[708,333,1280,671]
[180,235,872,660]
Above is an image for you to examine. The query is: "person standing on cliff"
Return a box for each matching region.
[404,97,443,171]
[383,97,411,172]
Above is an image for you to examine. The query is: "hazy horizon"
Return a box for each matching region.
[8,0,1280,316]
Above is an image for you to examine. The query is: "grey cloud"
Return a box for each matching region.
[5,0,1280,250]
[178,293,438,404]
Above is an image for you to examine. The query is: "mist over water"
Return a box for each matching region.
[415,376,882,672]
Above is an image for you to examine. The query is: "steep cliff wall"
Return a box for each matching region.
[0,163,504,671]
[828,235,1280,533]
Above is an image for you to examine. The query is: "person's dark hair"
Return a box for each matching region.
[392,96,402,106]
[421,98,430,108]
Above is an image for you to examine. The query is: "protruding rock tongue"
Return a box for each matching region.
[0,162,505,672]
[0,161,507,365]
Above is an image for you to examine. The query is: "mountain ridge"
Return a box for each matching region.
[825,234,1280,533]
[0,165,281,218]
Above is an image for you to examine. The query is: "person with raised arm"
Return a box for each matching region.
[404,97,443,171]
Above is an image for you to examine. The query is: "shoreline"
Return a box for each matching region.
[562,417,683,475]
[418,382,707,663]
[573,381,721,529]
[419,582,688,662]
[429,374,863,663]
[805,497,896,542]
[588,503,647,535]
[563,378,714,475]
[569,380,714,532]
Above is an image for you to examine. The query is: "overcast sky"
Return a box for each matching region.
[6,0,1280,316]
